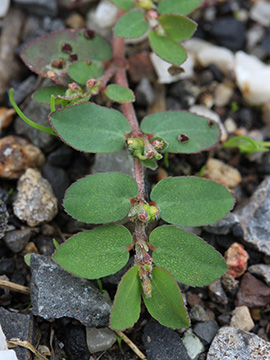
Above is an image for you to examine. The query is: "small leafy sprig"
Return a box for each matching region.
[10,0,234,331]
[224,135,270,155]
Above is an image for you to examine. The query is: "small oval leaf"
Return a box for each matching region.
[148,31,187,66]
[150,176,234,227]
[110,266,141,330]
[104,84,135,103]
[151,226,227,286]
[53,225,132,279]
[49,102,131,153]
[140,111,221,153]
[68,60,104,85]
[158,0,202,16]
[142,267,189,329]
[33,86,67,104]
[21,29,112,86]
[159,14,197,42]
[114,11,149,39]
[112,0,136,10]
[64,172,138,224]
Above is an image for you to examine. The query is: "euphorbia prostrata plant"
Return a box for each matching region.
[10,0,234,331]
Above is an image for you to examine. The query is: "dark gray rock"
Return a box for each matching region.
[209,17,245,51]
[234,176,270,256]
[14,101,56,152]
[189,305,210,323]
[0,307,34,360]
[0,258,15,275]
[30,254,111,327]
[55,323,90,360]
[193,321,219,345]
[42,163,71,205]
[221,273,239,296]
[142,320,190,360]
[47,145,74,168]
[0,199,8,240]
[261,32,270,57]
[206,326,270,360]
[208,278,228,305]
[13,0,58,17]
[203,213,240,235]
[3,229,32,253]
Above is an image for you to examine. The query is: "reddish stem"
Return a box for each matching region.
[99,64,117,88]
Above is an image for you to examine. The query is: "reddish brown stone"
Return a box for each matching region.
[235,272,270,308]
[186,293,205,308]
[128,52,155,83]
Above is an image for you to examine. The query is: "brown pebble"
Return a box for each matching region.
[0,136,45,179]
[235,272,270,308]
[0,107,14,129]
[65,13,85,29]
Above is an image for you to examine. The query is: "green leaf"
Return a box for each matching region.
[110,266,141,330]
[33,86,67,104]
[143,267,189,329]
[21,29,112,86]
[150,176,234,226]
[104,84,135,103]
[53,225,132,279]
[49,102,131,153]
[112,0,136,10]
[24,253,31,266]
[64,172,138,224]
[158,0,202,15]
[141,158,158,170]
[114,11,149,39]
[68,60,104,86]
[150,226,227,286]
[159,15,197,42]
[148,31,187,66]
[140,111,221,153]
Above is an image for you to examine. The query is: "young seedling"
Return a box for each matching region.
[10,0,234,331]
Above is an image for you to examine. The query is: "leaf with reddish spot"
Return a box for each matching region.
[21,29,112,86]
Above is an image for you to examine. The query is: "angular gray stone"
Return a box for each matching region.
[30,254,111,327]
[0,307,34,360]
[142,320,190,360]
[0,199,8,240]
[208,278,228,305]
[248,264,270,286]
[3,229,32,253]
[203,213,240,235]
[193,321,219,345]
[235,176,270,256]
[189,305,210,323]
[206,326,270,360]
[182,329,205,360]
[86,327,116,354]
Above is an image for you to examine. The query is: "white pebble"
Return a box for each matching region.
[250,0,270,27]
[0,0,10,18]
[235,51,270,105]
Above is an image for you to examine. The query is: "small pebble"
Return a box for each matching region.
[13,168,58,227]
[230,306,254,332]
[189,305,210,323]
[225,243,249,278]
[248,264,270,286]
[0,136,45,180]
[86,327,116,354]
[250,1,270,27]
[213,83,234,107]
[3,229,32,253]
[208,278,228,305]
[0,0,10,18]
[182,329,205,360]
[221,273,239,296]
[193,321,219,345]
[203,158,242,189]
[235,272,270,308]
[65,12,85,29]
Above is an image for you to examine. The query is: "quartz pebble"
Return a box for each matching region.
[0,326,18,360]
[13,168,58,227]
[230,306,254,332]
[250,1,270,27]
[203,158,242,190]
[184,38,234,74]
[87,0,118,36]
[206,326,270,360]
[0,136,45,180]
[86,328,116,354]
[235,51,270,105]
[248,264,270,286]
